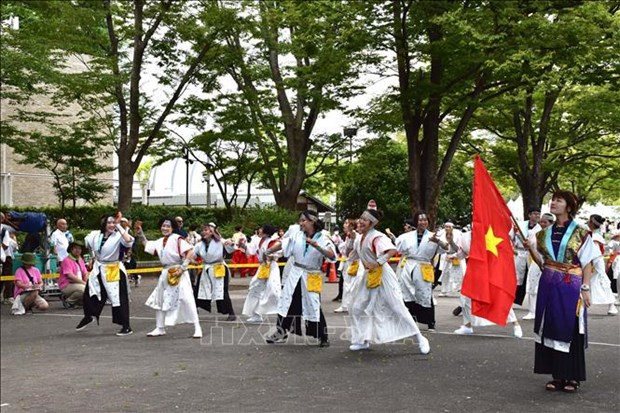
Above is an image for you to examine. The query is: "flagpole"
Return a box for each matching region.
[509,214,543,270]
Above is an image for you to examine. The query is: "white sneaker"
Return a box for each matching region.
[349,342,370,351]
[513,324,523,338]
[192,328,203,339]
[608,304,618,315]
[418,335,430,354]
[522,312,535,320]
[246,315,263,324]
[333,306,348,313]
[438,292,448,297]
[454,325,474,335]
[147,327,166,337]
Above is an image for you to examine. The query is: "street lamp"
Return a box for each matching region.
[184,147,194,207]
[343,127,358,163]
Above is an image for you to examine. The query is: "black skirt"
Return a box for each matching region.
[534,320,586,382]
[193,266,235,315]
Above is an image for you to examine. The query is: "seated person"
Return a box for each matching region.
[12,252,49,314]
[59,241,89,307]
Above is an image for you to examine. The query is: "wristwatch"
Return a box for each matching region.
[580,284,590,292]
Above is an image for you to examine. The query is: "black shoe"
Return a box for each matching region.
[452,306,463,316]
[319,339,330,348]
[75,316,93,331]
[226,314,237,322]
[265,332,288,344]
[116,327,133,336]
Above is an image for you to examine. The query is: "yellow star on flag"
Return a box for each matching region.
[485,226,503,257]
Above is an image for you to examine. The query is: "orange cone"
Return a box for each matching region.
[327,262,338,283]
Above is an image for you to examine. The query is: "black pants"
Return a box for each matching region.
[193,267,235,315]
[83,271,130,328]
[276,279,328,341]
[405,300,435,328]
[336,267,344,299]
[1,256,14,299]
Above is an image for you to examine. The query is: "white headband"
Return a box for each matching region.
[162,220,172,226]
[302,212,318,222]
[361,211,379,225]
[106,217,115,224]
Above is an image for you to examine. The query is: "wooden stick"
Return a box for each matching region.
[509,214,543,270]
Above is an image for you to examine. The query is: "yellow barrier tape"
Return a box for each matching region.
[0,257,402,281]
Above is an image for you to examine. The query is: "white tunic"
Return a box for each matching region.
[193,239,234,301]
[144,234,199,326]
[242,234,282,316]
[608,240,620,280]
[84,229,134,307]
[50,229,70,262]
[348,229,420,344]
[339,233,363,310]
[511,221,541,285]
[396,230,445,307]
[438,230,467,294]
[589,232,615,305]
[277,229,336,322]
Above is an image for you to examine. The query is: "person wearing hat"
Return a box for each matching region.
[58,241,89,307]
[11,252,49,315]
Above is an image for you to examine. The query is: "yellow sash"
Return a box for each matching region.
[105,263,120,282]
[451,258,461,266]
[307,272,323,293]
[347,260,359,276]
[167,266,182,286]
[257,264,270,280]
[420,263,434,283]
[400,257,408,268]
[367,266,382,289]
[214,263,226,279]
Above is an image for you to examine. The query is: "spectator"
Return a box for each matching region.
[59,241,89,307]
[50,218,73,262]
[175,216,189,238]
[12,252,49,314]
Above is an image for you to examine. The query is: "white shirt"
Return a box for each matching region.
[145,233,192,265]
[1,224,17,259]
[85,228,134,263]
[50,229,70,262]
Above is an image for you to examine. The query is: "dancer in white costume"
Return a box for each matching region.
[334,218,363,313]
[76,213,134,336]
[511,208,541,307]
[454,228,523,338]
[587,215,618,315]
[438,222,466,297]
[193,223,237,321]
[346,206,430,353]
[264,210,335,347]
[398,211,448,330]
[608,231,620,303]
[242,224,281,323]
[142,218,202,338]
[522,213,555,320]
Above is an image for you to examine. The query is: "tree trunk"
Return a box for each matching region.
[117,158,137,212]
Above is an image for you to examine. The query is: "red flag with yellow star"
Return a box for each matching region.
[461,155,516,326]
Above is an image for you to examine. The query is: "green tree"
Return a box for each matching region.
[467,3,620,216]
[1,0,222,211]
[209,0,375,210]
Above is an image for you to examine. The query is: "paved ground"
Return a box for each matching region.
[1,275,619,412]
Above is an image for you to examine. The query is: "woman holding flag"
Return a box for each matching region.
[527,191,600,393]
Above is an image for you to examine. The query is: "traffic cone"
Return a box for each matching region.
[327,262,338,283]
